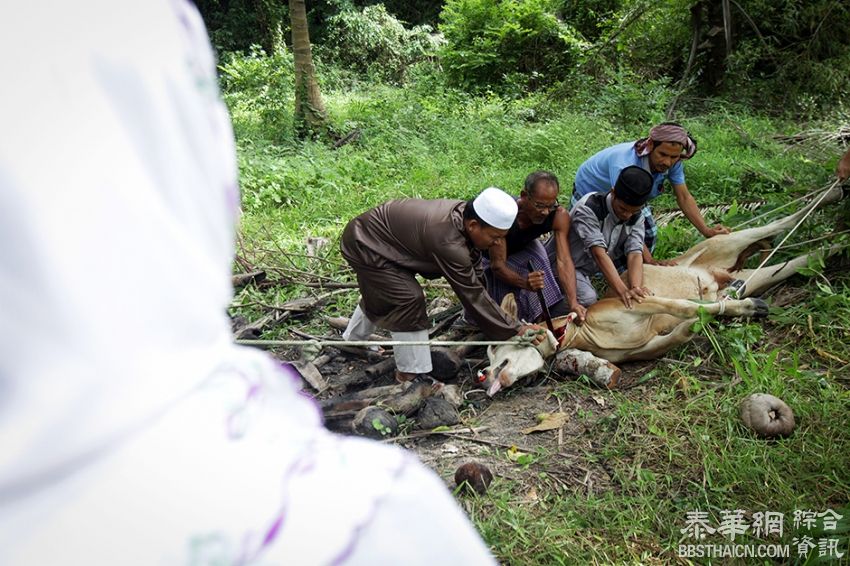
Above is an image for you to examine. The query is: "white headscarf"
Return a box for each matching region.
[0,2,494,564]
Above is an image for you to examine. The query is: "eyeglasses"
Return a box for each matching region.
[529,198,559,212]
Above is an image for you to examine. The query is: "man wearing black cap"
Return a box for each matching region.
[568,166,655,309]
[572,122,730,266]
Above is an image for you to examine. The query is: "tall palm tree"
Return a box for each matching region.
[289,0,327,137]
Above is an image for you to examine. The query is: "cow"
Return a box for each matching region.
[481,184,844,396]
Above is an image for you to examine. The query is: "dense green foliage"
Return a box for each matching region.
[321,4,443,82]
[198,0,850,114]
[439,0,586,91]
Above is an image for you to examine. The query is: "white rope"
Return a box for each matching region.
[236,339,530,348]
[731,183,831,230]
[740,180,841,291]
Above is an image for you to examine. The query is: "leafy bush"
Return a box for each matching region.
[560,0,623,41]
[196,0,287,54]
[569,66,676,129]
[219,46,296,140]
[439,0,587,91]
[321,4,444,83]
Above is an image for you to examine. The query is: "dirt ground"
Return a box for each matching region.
[274,330,665,498]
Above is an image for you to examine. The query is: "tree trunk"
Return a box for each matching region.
[700,0,730,92]
[289,0,327,138]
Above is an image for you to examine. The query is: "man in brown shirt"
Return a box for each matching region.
[341,187,546,382]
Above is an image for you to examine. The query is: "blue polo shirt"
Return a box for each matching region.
[573,141,685,201]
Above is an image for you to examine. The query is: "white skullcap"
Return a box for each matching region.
[473,187,517,230]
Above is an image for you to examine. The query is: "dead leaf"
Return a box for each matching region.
[521,412,569,434]
[591,394,606,407]
[441,443,460,455]
[815,347,849,365]
[292,360,327,392]
[524,487,539,502]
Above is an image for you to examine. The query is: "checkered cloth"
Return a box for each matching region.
[482,239,564,322]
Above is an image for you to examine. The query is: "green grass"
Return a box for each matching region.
[223,53,850,563]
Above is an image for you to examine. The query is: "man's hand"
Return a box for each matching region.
[517,324,546,345]
[837,148,850,181]
[568,302,587,324]
[617,286,650,309]
[631,285,652,298]
[526,270,545,291]
[703,224,731,238]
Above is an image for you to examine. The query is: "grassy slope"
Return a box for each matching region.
[226,68,850,563]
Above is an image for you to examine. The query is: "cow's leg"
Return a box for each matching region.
[727,184,843,247]
[676,185,843,270]
[628,296,769,319]
[729,246,842,298]
[729,254,810,298]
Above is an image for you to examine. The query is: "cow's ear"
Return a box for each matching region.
[500,293,518,319]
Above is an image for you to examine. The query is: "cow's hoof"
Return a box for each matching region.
[740,393,795,438]
[750,298,769,317]
[725,279,747,299]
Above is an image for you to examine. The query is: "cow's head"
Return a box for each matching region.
[477,330,558,396]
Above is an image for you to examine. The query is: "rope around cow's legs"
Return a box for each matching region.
[739,179,841,292]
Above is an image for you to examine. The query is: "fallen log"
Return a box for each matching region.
[232,290,347,340]
[233,311,290,340]
[319,383,409,409]
[553,348,622,389]
[365,357,396,378]
[323,381,439,434]
[289,328,384,363]
[231,270,266,289]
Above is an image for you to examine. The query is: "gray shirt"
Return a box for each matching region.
[568,192,645,273]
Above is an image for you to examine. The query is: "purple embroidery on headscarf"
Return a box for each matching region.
[329,452,412,565]
[235,444,319,565]
[261,514,284,547]
[226,370,264,438]
[278,361,303,385]
[169,0,197,34]
[226,181,240,215]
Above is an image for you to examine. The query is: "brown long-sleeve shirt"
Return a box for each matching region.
[341,198,520,339]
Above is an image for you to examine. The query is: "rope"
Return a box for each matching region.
[739,180,841,291]
[236,339,532,348]
[732,183,831,230]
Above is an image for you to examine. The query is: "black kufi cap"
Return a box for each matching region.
[614,166,653,206]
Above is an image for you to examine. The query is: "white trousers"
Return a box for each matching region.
[343,306,432,374]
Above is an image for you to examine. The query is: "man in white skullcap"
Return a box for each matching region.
[342,188,546,382]
[0,1,501,564]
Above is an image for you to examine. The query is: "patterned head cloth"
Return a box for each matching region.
[634,122,698,159]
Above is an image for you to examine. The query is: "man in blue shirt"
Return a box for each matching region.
[573,122,730,266]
